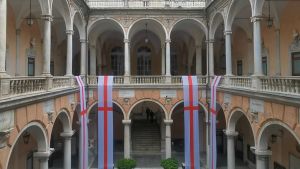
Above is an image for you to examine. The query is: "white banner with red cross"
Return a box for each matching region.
[98,76,114,169]
[182,76,200,169]
[75,76,88,169]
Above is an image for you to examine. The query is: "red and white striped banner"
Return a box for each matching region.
[98,76,114,169]
[75,76,88,169]
[182,76,200,169]
[209,76,222,169]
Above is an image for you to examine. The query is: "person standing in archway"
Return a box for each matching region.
[146,107,150,121]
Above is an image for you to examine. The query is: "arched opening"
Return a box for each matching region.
[129,100,166,167]
[257,121,300,169]
[49,111,72,168]
[227,0,253,76]
[6,0,43,76]
[128,19,166,75]
[210,13,225,76]
[88,19,125,76]
[7,122,48,169]
[227,110,255,168]
[170,102,207,166]
[170,19,206,75]
[87,102,125,167]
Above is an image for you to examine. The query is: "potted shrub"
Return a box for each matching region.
[116,158,137,169]
[160,158,179,169]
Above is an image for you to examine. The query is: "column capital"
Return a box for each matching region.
[66,30,74,35]
[165,39,171,43]
[251,16,263,23]
[122,119,131,124]
[164,119,173,125]
[253,148,272,160]
[33,149,54,159]
[124,39,130,43]
[224,30,232,35]
[224,130,238,138]
[80,39,88,43]
[41,15,53,22]
[205,39,215,43]
[60,130,75,139]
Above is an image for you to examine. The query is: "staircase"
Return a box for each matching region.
[132,120,161,153]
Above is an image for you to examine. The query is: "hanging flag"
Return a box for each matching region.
[183,76,200,169]
[209,76,222,169]
[75,76,88,169]
[98,76,114,169]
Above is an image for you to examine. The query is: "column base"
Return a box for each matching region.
[0,72,10,78]
[42,73,52,77]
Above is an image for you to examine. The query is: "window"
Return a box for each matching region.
[111,47,124,75]
[28,58,35,76]
[237,60,243,76]
[262,56,268,75]
[292,52,300,76]
[137,46,151,75]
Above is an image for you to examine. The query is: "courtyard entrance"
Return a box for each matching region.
[130,101,166,167]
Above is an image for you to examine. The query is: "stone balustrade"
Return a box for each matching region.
[86,0,206,8]
[1,75,300,100]
[260,76,300,95]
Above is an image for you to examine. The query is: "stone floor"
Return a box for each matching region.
[50,151,251,169]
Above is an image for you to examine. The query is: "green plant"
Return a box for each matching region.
[116,158,137,169]
[160,158,179,169]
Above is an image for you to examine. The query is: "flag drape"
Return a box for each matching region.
[76,76,88,169]
[209,76,222,169]
[98,76,114,169]
[183,76,200,169]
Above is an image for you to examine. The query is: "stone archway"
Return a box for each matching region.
[170,101,207,166]
[256,120,300,169]
[7,122,49,169]
[226,108,255,169]
[87,102,125,167]
[128,100,167,167]
[49,110,73,169]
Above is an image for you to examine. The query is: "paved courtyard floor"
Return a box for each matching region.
[50,151,251,169]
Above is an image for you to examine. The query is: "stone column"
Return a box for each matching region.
[275,29,281,75]
[0,0,7,76]
[61,131,74,169]
[80,39,87,75]
[255,149,272,169]
[123,120,131,158]
[34,151,51,169]
[165,39,171,76]
[196,45,202,75]
[225,130,238,169]
[225,31,233,76]
[124,0,129,7]
[65,30,73,76]
[89,45,96,75]
[164,120,173,159]
[161,44,166,75]
[208,39,215,76]
[124,39,130,76]
[251,16,263,76]
[41,15,52,76]
[15,29,21,76]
